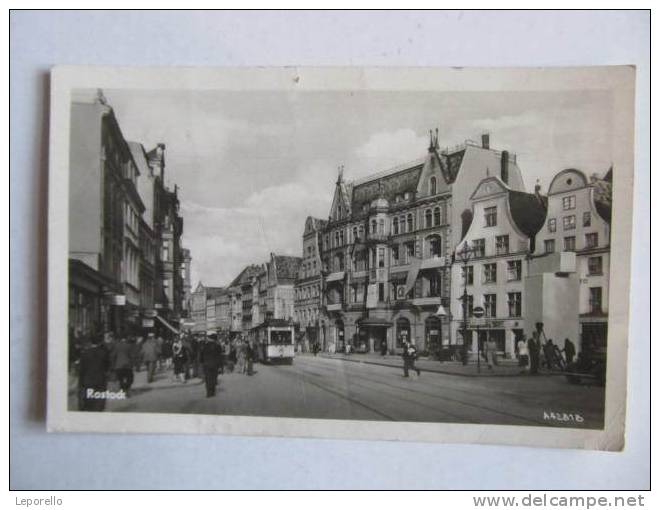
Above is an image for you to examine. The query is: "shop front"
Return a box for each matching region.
[356,317,392,353]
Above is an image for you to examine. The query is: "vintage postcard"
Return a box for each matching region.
[47,66,635,450]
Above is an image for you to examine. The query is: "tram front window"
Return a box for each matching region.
[270,330,292,345]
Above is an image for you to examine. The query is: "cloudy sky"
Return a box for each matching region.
[104,87,614,287]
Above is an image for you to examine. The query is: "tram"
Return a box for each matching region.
[249,319,295,364]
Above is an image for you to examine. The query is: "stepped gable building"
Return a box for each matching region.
[294,217,327,351]
[319,131,526,355]
[227,264,262,335]
[450,175,547,359]
[528,167,612,354]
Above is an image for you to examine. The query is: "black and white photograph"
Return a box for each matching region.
[47,65,635,449]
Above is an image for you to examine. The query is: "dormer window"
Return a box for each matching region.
[430,176,437,195]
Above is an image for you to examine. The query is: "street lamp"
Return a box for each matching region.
[456,241,474,365]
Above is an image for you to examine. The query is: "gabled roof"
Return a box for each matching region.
[229,264,262,287]
[350,161,424,213]
[592,170,613,223]
[508,189,548,237]
[205,287,225,299]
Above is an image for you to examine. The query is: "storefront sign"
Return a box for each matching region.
[109,295,126,306]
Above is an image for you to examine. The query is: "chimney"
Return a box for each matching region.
[501,150,509,184]
[481,133,490,150]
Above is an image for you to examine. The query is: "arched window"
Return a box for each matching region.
[378,219,384,234]
[434,206,441,226]
[407,213,414,232]
[339,230,344,245]
[427,234,441,258]
[393,217,399,235]
[396,317,411,348]
[425,209,432,228]
[371,220,377,234]
[334,231,339,247]
[430,176,437,195]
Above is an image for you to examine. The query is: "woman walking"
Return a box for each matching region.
[172,336,189,383]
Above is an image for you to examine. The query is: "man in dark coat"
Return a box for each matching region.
[563,338,576,366]
[111,336,136,396]
[200,336,223,397]
[78,334,111,411]
[528,331,541,375]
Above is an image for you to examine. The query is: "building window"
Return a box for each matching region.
[393,217,399,235]
[434,207,441,226]
[508,292,522,317]
[583,212,591,227]
[585,232,599,249]
[589,287,603,313]
[425,209,432,228]
[378,247,385,268]
[378,219,384,235]
[358,225,364,240]
[507,260,522,281]
[484,294,497,318]
[378,283,385,302]
[483,263,497,284]
[404,242,415,264]
[371,220,377,234]
[400,216,406,233]
[407,214,414,232]
[427,236,441,258]
[544,239,555,254]
[563,215,576,230]
[562,195,576,210]
[340,230,344,245]
[473,238,485,258]
[496,235,510,255]
[588,256,603,275]
[428,272,441,297]
[462,266,474,286]
[484,206,497,227]
[391,245,399,266]
[430,176,437,195]
[564,236,576,252]
[352,227,358,242]
[548,218,556,232]
[334,231,340,246]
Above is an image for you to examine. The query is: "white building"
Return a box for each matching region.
[450,176,547,358]
[531,168,612,352]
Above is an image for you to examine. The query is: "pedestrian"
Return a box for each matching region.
[161,337,173,370]
[236,340,247,374]
[200,335,223,397]
[140,332,161,383]
[562,337,576,366]
[517,335,529,373]
[543,339,556,370]
[78,333,111,411]
[380,340,388,357]
[484,337,498,369]
[111,335,135,396]
[172,336,189,383]
[155,333,165,371]
[228,341,237,373]
[528,331,541,375]
[402,341,421,378]
[246,341,256,376]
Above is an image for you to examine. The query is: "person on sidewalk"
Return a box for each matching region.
[528,331,541,375]
[517,335,530,373]
[200,335,223,397]
[246,341,256,376]
[111,336,135,396]
[562,337,576,366]
[485,337,498,369]
[78,334,110,411]
[236,339,247,374]
[402,341,421,378]
[172,336,189,383]
[140,332,161,383]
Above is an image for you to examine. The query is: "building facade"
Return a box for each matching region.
[530,167,612,353]
[450,176,547,359]
[319,133,525,355]
[294,217,327,351]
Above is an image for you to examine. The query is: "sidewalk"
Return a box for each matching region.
[311,352,562,377]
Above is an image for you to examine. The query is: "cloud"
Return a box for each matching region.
[351,128,428,179]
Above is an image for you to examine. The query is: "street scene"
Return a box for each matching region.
[67,85,613,429]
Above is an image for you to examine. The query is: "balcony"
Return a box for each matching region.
[420,255,448,269]
[366,232,389,244]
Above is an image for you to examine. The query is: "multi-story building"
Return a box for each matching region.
[69,90,135,338]
[149,144,185,327]
[189,282,208,333]
[227,265,262,336]
[265,254,301,323]
[294,217,327,350]
[214,288,231,333]
[450,176,547,358]
[319,132,525,354]
[530,167,612,353]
